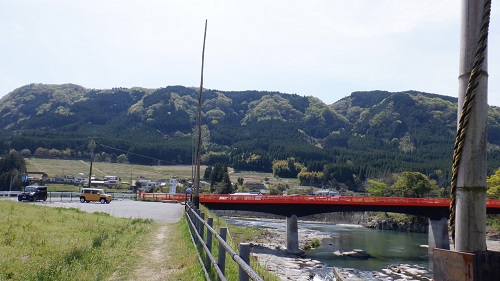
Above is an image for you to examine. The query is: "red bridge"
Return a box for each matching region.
[140,193,500,219]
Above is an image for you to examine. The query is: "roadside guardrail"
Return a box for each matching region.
[0,191,20,197]
[1,191,136,201]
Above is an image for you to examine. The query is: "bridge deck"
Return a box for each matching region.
[140,193,500,218]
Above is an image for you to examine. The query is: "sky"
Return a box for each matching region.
[1,0,500,106]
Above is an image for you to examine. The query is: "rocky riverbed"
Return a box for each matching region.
[246,228,432,280]
[245,224,500,281]
[219,212,500,280]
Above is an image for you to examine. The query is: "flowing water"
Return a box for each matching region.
[224,216,430,279]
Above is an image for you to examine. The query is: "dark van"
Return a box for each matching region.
[18,185,48,202]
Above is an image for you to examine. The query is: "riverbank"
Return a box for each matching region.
[242,219,500,281]
[218,211,500,280]
[247,227,432,280]
[248,230,329,281]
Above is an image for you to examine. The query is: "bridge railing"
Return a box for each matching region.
[199,194,454,206]
[185,203,264,281]
[139,192,187,202]
[138,193,500,207]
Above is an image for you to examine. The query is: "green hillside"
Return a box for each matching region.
[2,83,500,190]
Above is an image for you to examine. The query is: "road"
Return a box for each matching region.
[3,198,185,223]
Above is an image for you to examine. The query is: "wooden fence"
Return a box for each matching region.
[185,203,264,281]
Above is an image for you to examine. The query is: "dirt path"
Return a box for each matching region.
[109,224,180,281]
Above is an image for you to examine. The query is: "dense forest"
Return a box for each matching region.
[2,83,500,190]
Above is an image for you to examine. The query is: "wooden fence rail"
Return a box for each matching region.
[185,203,264,281]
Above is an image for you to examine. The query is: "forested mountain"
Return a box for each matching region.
[2,83,500,188]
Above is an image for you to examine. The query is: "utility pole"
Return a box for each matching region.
[454,0,489,252]
[88,138,96,189]
[193,19,207,208]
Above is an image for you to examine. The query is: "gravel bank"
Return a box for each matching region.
[246,225,500,281]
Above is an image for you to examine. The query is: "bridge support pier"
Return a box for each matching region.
[286,215,304,255]
[428,217,450,255]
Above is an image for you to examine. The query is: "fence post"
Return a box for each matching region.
[49,191,52,203]
[206,217,213,268]
[200,213,205,244]
[193,207,200,246]
[188,206,195,236]
[196,209,202,237]
[239,243,251,281]
[218,227,227,281]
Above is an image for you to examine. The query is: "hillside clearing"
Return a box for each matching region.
[26,158,204,181]
[25,158,304,190]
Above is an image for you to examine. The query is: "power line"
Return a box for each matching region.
[8,131,186,166]
[95,142,180,165]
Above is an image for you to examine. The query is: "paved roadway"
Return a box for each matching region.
[2,198,186,223]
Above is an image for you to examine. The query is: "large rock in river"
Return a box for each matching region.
[333,249,374,259]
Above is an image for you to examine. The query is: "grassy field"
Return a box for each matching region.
[0,199,280,281]
[25,158,303,190]
[0,200,205,281]
[26,158,203,182]
[43,184,132,193]
[0,200,154,280]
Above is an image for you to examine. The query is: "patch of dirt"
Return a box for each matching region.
[487,229,500,241]
[109,224,179,281]
[133,224,180,281]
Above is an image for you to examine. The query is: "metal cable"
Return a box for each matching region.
[449,0,491,243]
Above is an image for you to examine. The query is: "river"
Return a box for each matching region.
[223,216,430,280]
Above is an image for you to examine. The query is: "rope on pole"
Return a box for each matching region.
[449,0,491,243]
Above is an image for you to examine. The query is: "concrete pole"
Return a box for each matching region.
[455,0,488,252]
[286,215,303,254]
[87,139,95,189]
[428,217,450,255]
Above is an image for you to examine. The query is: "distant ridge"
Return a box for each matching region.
[2,83,500,189]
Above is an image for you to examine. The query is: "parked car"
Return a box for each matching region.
[80,188,112,204]
[18,185,48,202]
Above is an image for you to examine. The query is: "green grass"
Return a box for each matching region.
[46,184,80,192]
[303,238,321,250]
[0,200,155,281]
[0,196,283,281]
[43,184,132,194]
[26,158,305,192]
[198,206,280,281]
[26,158,203,182]
[107,217,205,281]
[167,218,207,280]
[487,214,500,231]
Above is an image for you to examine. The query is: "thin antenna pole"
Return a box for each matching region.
[193,19,207,208]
